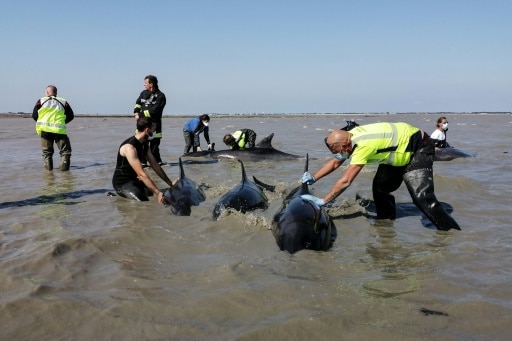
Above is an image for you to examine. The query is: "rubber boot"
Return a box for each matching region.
[44,156,53,171]
[403,168,460,231]
[60,155,71,171]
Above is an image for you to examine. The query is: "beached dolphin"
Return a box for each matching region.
[183,133,303,162]
[272,154,337,254]
[163,157,206,216]
[434,147,474,161]
[212,159,269,220]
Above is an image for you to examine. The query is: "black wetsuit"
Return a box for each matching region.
[112,136,150,201]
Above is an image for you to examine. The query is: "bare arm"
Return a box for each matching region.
[120,144,170,204]
[313,158,344,181]
[322,164,364,203]
[146,149,174,187]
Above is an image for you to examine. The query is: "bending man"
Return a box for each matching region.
[301,122,460,231]
[223,129,257,149]
[112,116,174,203]
[183,114,212,154]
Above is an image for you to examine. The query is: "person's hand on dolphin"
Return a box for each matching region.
[157,191,171,205]
[301,172,316,185]
[300,194,325,207]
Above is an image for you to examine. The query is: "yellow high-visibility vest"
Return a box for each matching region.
[349,122,419,166]
[35,96,68,135]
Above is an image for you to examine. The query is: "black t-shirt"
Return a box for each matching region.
[112,136,148,187]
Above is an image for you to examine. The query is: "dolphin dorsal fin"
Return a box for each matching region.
[301,153,309,192]
[179,157,185,178]
[238,159,247,181]
[255,133,274,148]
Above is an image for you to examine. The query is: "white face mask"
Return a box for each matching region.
[202,121,209,127]
[147,129,155,140]
[332,150,350,162]
[442,122,448,131]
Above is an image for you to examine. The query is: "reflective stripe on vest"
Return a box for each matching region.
[36,96,67,135]
[350,122,417,166]
[232,130,245,148]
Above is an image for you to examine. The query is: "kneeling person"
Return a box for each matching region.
[223,129,257,150]
[112,117,173,204]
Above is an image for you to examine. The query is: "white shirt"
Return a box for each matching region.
[430,129,446,141]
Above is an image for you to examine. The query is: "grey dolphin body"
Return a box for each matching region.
[272,154,337,254]
[212,159,269,220]
[184,133,303,162]
[434,147,474,161]
[163,157,206,216]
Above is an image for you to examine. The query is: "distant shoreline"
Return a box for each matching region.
[1,111,510,119]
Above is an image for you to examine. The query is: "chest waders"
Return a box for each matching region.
[372,131,460,231]
[402,137,460,231]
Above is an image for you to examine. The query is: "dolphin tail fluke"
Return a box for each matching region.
[253,176,275,192]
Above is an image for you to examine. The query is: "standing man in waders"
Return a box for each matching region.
[32,85,74,171]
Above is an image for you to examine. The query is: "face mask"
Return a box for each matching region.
[442,123,448,131]
[202,121,209,127]
[147,129,155,140]
[333,151,349,162]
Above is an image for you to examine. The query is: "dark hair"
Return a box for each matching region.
[436,116,447,126]
[136,116,153,131]
[199,114,210,122]
[223,134,235,146]
[145,75,159,89]
[47,85,57,96]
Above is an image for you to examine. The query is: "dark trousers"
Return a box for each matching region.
[183,131,200,153]
[245,129,257,148]
[40,132,72,170]
[372,133,460,230]
[148,137,161,163]
[40,132,72,159]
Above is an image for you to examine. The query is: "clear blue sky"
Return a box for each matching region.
[2,0,510,115]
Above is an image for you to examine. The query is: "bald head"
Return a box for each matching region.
[326,130,351,146]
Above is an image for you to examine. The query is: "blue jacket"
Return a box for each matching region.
[183,117,210,144]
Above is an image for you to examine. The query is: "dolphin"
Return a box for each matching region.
[163,157,206,216]
[212,159,269,220]
[183,133,304,162]
[271,154,337,254]
[434,147,474,161]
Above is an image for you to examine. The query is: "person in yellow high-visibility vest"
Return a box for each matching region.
[223,129,257,150]
[300,122,460,232]
[32,85,74,171]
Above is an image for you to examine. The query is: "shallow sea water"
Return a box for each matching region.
[1,113,511,340]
